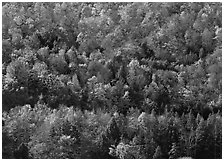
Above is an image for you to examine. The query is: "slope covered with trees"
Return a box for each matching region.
[2,2,222,159]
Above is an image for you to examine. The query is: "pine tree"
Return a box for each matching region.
[194,118,211,158]
[169,142,181,159]
[153,146,163,159]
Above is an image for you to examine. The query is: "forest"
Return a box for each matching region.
[2,2,222,159]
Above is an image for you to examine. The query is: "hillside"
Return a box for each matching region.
[2,2,222,159]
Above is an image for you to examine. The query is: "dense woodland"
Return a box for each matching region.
[2,2,222,159]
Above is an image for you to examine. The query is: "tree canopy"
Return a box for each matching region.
[2,2,222,159]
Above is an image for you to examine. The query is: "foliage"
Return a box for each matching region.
[2,104,222,159]
[2,2,222,159]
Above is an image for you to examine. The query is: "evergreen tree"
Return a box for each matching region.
[153,146,163,159]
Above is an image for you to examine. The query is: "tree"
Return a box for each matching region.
[153,146,163,159]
